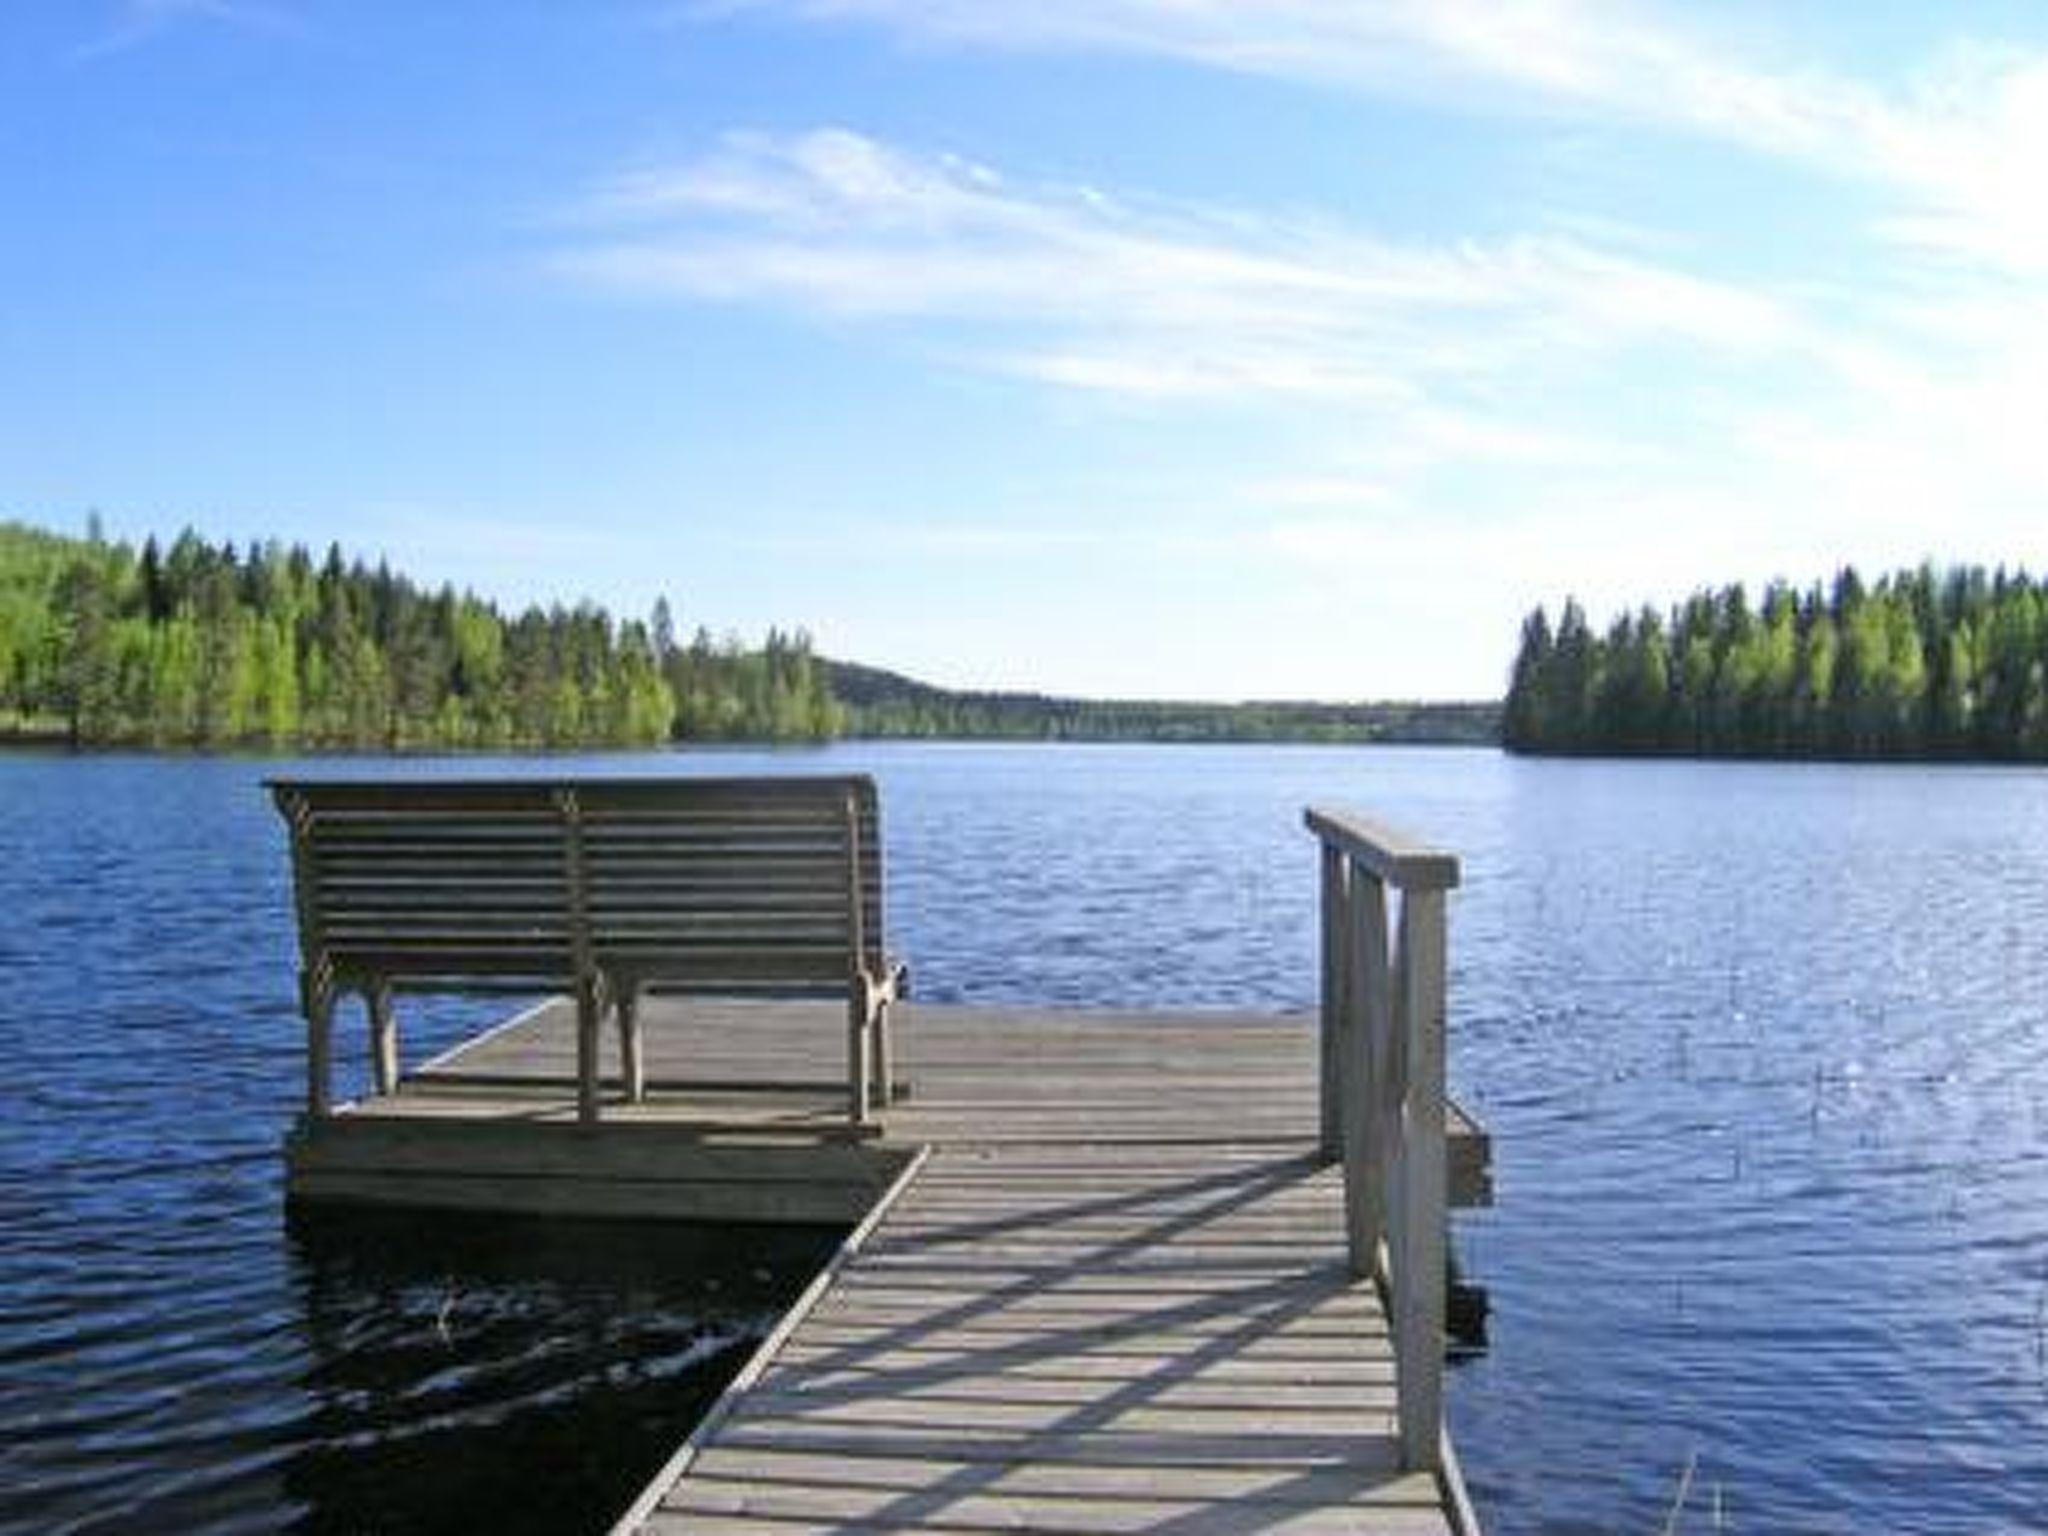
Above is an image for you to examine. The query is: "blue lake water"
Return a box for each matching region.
[3,742,2046,1532]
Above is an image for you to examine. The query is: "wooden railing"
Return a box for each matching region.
[1305,805,1459,1472]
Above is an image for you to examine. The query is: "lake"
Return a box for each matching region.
[2,743,2045,1532]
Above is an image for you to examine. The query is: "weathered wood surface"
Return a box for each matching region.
[316,998,1487,1207]
[1301,808,1459,894]
[293,999,1484,1532]
[624,1145,1458,1535]
[1308,805,1457,1473]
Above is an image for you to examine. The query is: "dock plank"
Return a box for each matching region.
[633,1144,1458,1533]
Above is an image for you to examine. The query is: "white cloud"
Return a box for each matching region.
[716,1,2048,280]
[575,10,2048,694]
[553,127,1794,425]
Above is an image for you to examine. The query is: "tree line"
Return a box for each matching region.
[825,660,1500,744]
[1505,564,2048,759]
[0,520,838,748]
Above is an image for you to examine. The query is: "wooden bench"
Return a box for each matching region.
[269,775,905,1129]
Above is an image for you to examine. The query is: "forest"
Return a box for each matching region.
[0,521,838,748]
[828,659,1498,744]
[1505,564,2048,759]
[1,518,1502,751]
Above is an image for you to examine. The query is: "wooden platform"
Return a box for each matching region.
[287,998,1485,1533]
[288,998,1488,1218]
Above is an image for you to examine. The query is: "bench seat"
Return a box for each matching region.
[270,775,904,1128]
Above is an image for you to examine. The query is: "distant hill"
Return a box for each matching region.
[824,658,1500,745]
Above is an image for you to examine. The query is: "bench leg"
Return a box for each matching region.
[576,978,603,1128]
[617,988,645,1105]
[847,986,873,1127]
[303,975,335,1120]
[872,997,893,1108]
[368,981,399,1097]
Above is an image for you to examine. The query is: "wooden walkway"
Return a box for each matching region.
[290,999,1484,1533]
[632,1147,1462,1535]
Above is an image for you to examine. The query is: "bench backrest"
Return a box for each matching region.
[270,775,885,997]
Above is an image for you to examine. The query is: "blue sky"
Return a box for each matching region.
[7,1,2048,699]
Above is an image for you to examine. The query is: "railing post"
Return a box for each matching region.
[1394,887,1448,1471]
[1318,842,1345,1161]
[1305,804,1457,1478]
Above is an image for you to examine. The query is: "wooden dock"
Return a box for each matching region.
[292,999,1486,1534]
[280,803,1487,1534]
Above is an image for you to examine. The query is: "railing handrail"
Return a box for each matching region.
[1304,805,1460,892]
[1305,803,1455,1477]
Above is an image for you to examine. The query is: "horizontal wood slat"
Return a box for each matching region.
[273,774,890,985]
[1302,807,1458,892]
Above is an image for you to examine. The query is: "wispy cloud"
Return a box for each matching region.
[557,8,2048,691]
[552,126,1792,425]
[713,1,2048,279]
[75,0,294,60]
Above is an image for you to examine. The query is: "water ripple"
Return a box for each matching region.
[5,746,2048,1531]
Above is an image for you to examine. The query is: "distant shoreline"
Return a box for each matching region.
[821,659,1502,746]
[0,727,1505,755]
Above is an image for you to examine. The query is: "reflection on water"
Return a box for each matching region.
[280,1209,838,1536]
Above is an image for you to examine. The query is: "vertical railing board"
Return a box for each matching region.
[1342,865,1389,1281]
[844,788,873,1127]
[1395,887,1447,1468]
[1380,889,1408,1317]
[1318,841,1345,1161]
